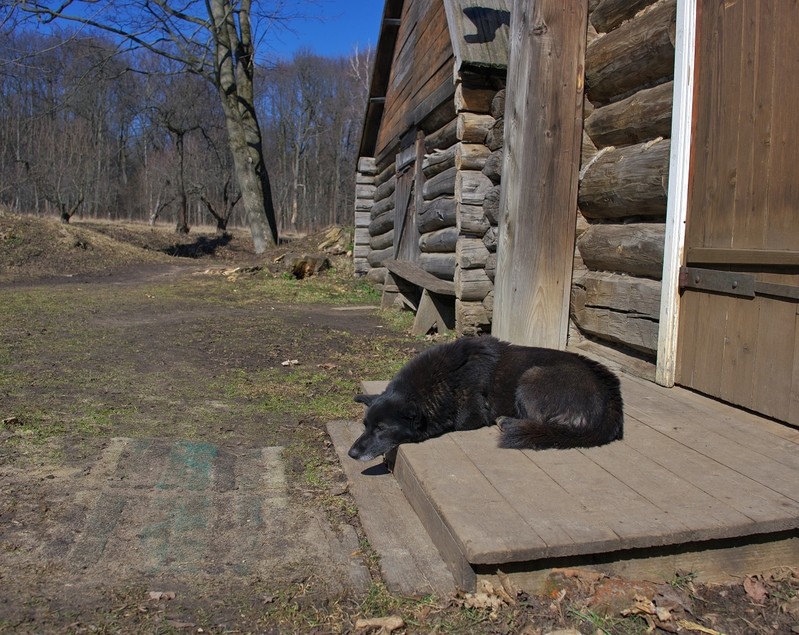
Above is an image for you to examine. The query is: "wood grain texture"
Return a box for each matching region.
[390,372,799,590]
[493,0,589,349]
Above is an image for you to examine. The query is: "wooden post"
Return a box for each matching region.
[493,0,589,349]
[656,0,697,387]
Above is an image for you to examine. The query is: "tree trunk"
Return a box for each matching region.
[209,0,278,253]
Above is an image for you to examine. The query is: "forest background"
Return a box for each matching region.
[0,5,374,237]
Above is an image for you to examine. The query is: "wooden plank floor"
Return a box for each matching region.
[364,373,799,591]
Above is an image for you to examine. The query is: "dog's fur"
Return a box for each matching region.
[348,336,623,461]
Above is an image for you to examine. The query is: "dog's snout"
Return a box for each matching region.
[347,445,360,460]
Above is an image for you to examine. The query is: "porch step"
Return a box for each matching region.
[350,374,799,592]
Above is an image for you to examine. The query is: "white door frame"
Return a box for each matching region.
[656,0,697,387]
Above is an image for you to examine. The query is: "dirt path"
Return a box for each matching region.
[0,262,416,633]
[2,217,798,634]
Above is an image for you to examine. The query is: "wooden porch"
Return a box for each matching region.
[329,370,799,593]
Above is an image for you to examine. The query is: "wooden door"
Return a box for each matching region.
[676,0,799,424]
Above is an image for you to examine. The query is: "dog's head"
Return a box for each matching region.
[348,390,422,461]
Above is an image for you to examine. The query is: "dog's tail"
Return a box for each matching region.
[499,390,624,450]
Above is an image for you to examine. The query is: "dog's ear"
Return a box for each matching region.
[354,393,379,407]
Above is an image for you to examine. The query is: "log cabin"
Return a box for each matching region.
[355,0,799,426]
[348,0,799,592]
[353,0,509,337]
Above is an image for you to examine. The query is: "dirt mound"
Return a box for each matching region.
[0,210,351,283]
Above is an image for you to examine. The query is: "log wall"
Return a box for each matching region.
[354,157,377,276]
[573,0,675,356]
[355,0,675,350]
[356,76,504,335]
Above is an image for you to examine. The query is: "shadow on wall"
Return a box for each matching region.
[463,7,511,44]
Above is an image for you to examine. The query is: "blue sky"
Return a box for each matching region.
[267,2,384,60]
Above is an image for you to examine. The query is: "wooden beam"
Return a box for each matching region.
[493,0,589,349]
[657,0,696,388]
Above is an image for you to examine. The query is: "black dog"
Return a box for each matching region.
[348,336,623,461]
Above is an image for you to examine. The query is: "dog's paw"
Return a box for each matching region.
[496,416,516,431]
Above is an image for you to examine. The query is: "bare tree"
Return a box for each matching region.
[10,0,303,252]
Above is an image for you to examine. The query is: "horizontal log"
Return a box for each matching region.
[353,258,369,275]
[369,228,394,251]
[455,84,495,114]
[375,161,395,187]
[423,166,456,200]
[457,113,495,144]
[575,270,662,318]
[357,156,377,175]
[369,206,394,236]
[457,144,491,171]
[455,299,491,337]
[456,171,493,206]
[355,198,373,212]
[590,0,660,33]
[579,138,670,219]
[456,237,490,269]
[365,266,387,285]
[482,149,503,183]
[483,225,498,252]
[356,173,375,185]
[355,184,376,200]
[355,211,370,228]
[485,253,497,282]
[483,185,501,225]
[585,0,676,105]
[423,143,491,179]
[581,129,598,167]
[490,89,505,119]
[419,197,457,233]
[374,175,396,202]
[577,222,665,279]
[425,118,458,153]
[354,227,370,245]
[585,81,673,148]
[570,295,659,353]
[353,244,369,258]
[423,145,456,178]
[458,203,490,237]
[369,196,394,220]
[367,246,393,268]
[456,267,493,301]
[486,117,504,151]
[419,252,456,280]
[420,227,458,253]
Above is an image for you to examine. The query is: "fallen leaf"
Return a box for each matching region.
[281,359,299,367]
[677,619,725,635]
[743,575,769,603]
[354,615,404,633]
[780,595,799,619]
[148,591,176,601]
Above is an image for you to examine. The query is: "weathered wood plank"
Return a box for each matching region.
[384,259,455,295]
[451,430,619,555]
[394,432,546,564]
[494,0,588,349]
[326,420,456,596]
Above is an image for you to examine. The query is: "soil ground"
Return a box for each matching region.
[1,210,797,634]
